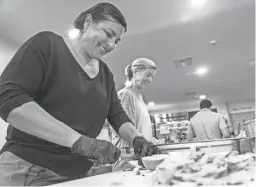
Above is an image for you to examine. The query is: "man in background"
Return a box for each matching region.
[187,99,231,141]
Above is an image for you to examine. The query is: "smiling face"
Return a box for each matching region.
[79,15,125,60]
[133,68,156,90]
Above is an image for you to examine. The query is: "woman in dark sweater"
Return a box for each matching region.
[0,3,159,186]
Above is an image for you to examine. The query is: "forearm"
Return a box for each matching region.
[221,128,231,138]
[7,101,81,147]
[118,122,142,145]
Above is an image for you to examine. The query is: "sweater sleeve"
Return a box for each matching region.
[107,77,133,134]
[117,89,137,126]
[0,32,51,121]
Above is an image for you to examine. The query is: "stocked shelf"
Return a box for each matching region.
[154,121,189,143]
[156,126,188,131]
[152,109,218,143]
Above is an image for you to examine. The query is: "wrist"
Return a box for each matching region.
[132,136,145,146]
[69,133,83,148]
[71,135,93,156]
[133,136,147,155]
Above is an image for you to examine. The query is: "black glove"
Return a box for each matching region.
[133,136,161,167]
[71,135,121,165]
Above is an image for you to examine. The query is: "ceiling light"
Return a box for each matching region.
[148,102,155,107]
[191,0,208,9]
[68,28,80,39]
[249,61,255,66]
[195,67,208,76]
[199,95,206,100]
[209,40,218,46]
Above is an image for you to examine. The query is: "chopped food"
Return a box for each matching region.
[152,147,256,186]
[133,167,140,175]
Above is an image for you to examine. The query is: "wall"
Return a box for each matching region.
[225,99,255,132]
[226,99,255,114]
[0,45,15,147]
[0,118,8,148]
[0,41,15,146]
[0,51,14,74]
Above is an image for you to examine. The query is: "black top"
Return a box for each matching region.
[0,31,131,177]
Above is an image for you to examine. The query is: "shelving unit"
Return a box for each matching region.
[152,112,189,143]
[151,108,219,143]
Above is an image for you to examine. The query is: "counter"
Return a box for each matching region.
[51,139,255,186]
[51,170,151,186]
[51,170,256,186]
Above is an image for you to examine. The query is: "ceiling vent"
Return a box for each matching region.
[185,91,198,98]
[174,57,192,68]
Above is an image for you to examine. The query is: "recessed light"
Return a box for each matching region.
[199,95,206,100]
[190,0,208,9]
[68,28,80,39]
[195,67,208,76]
[148,102,155,106]
[209,40,218,45]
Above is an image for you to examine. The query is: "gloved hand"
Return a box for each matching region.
[133,136,161,167]
[71,135,121,165]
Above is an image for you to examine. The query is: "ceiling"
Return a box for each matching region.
[0,0,255,108]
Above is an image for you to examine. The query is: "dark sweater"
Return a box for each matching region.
[0,31,131,177]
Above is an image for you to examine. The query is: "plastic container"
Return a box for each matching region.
[243,120,255,139]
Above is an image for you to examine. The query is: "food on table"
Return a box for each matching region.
[133,167,141,175]
[151,147,255,186]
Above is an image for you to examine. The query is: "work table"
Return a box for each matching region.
[52,139,255,186]
[52,170,256,186]
[51,170,151,186]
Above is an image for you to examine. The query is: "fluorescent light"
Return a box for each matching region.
[195,67,208,76]
[191,0,208,9]
[148,102,155,106]
[68,28,80,39]
[199,95,206,100]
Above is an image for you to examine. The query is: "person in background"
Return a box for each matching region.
[187,99,231,141]
[223,117,235,137]
[0,3,159,186]
[110,58,160,171]
[234,121,243,136]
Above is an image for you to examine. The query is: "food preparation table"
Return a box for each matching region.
[51,170,256,186]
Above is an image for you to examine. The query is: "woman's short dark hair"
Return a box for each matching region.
[73,2,127,32]
[200,99,212,109]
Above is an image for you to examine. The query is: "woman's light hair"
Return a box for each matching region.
[131,58,156,70]
[124,57,156,86]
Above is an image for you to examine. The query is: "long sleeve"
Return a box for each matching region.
[0,32,48,121]
[117,89,137,126]
[107,78,132,134]
[110,89,137,146]
[110,88,140,147]
[0,32,82,148]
